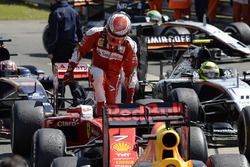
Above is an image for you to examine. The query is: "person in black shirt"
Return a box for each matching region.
[45,0,83,107]
[194,0,209,22]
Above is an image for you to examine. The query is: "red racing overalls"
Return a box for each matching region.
[69,27,138,115]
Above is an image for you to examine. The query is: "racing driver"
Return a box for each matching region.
[64,12,138,116]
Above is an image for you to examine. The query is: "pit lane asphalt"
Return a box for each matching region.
[0,20,245,161]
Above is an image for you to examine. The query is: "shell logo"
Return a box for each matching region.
[112,142,132,152]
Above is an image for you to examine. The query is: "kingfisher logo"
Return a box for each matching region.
[146,34,191,44]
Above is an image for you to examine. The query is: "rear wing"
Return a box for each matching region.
[103,102,188,128]
[54,63,89,80]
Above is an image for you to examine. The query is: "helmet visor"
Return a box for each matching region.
[107,31,125,46]
[203,71,219,79]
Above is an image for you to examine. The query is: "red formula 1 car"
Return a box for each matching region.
[11,63,90,157]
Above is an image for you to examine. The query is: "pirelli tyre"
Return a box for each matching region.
[42,25,50,53]
[207,154,249,167]
[168,88,201,121]
[162,27,190,36]
[224,22,250,45]
[131,36,148,81]
[32,128,66,167]
[121,81,145,102]
[51,157,91,167]
[161,27,190,62]
[177,126,208,163]
[238,106,250,161]
[11,100,44,157]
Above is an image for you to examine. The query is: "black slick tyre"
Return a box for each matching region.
[238,106,250,161]
[32,128,66,167]
[177,126,208,163]
[168,88,201,121]
[42,25,50,53]
[131,36,148,81]
[11,100,44,157]
[51,157,91,167]
[162,27,190,62]
[207,154,249,167]
[224,22,250,45]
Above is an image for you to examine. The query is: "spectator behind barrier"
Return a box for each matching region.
[208,0,219,24]
[168,0,192,20]
[233,0,250,25]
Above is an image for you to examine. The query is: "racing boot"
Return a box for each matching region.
[96,102,104,117]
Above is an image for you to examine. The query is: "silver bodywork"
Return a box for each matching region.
[163,20,250,55]
[207,78,250,111]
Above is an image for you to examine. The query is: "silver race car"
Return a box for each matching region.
[136,45,250,161]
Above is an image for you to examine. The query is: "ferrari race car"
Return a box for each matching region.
[136,45,250,161]
[10,62,90,157]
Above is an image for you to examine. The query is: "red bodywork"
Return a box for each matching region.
[43,102,185,167]
[54,63,89,80]
[43,113,102,146]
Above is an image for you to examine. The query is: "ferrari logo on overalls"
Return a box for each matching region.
[98,38,104,47]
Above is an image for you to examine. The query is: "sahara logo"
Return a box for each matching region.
[146,34,191,44]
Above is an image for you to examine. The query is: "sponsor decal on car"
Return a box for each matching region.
[115,153,131,157]
[56,119,80,127]
[107,102,183,122]
[112,142,132,152]
[115,160,134,165]
[55,63,89,79]
[45,118,80,127]
[146,34,191,44]
[113,135,128,142]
